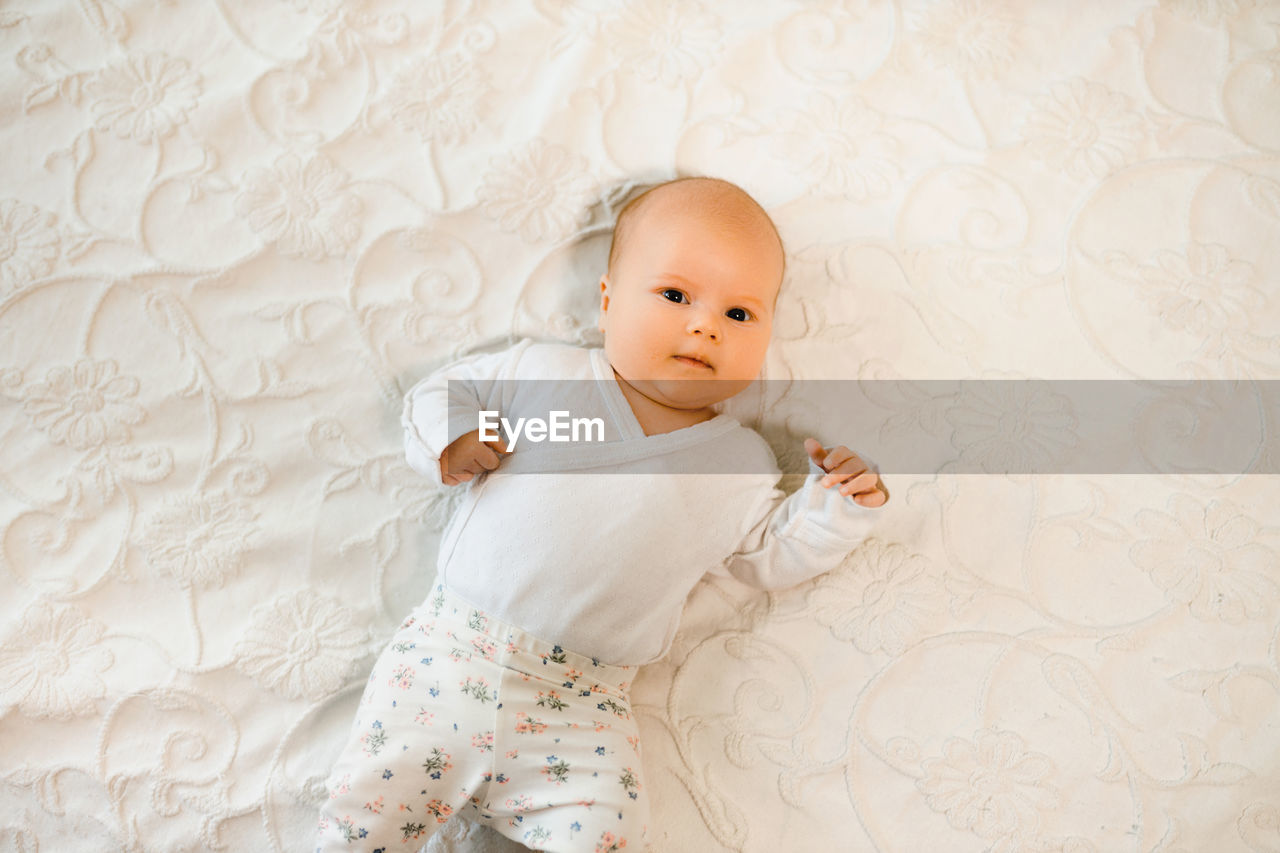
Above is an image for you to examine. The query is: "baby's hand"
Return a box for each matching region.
[439,429,511,486]
[805,437,888,508]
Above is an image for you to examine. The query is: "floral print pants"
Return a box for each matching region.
[315,583,648,852]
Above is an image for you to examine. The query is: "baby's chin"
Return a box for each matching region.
[638,376,753,409]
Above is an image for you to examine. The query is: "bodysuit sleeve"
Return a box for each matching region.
[715,457,878,591]
[401,338,536,488]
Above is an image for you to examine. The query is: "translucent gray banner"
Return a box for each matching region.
[443,380,1279,475]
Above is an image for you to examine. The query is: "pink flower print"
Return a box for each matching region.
[424,798,453,823]
[390,664,414,689]
[472,636,497,660]
[422,747,453,779]
[591,720,612,733]
[460,676,494,703]
[414,708,435,726]
[506,794,533,814]
[627,735,641,754]
[360,723,387,757]
[364,795,383,814]
[506,748,519,759]
[536,690,568,711]
[505,639,521,654]
[472,731,495,752]
[329,774,351,798]
[575,798,596,809]
[619,767,640,800]
[514,711,548,734]
[595,831,628,852]
[564,667,583,682]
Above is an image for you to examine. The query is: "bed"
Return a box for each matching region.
[2,1,1278,850]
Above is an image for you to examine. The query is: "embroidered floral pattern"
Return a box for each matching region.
[476,139,597,244]
[917,729,1059,842]
[233,590,366,700]
[808,539,941,656]
[140,491,259,589]
[385,52,489,144]
[1132,243,1263,339]
[0,198,58,293]
[1022,78,1145,180]
[22,358,145,451]
[234,152,362,260]
[0,602,113,720]
[1159,0,1243,24]
[606,0,722,85]
[945,381,1079,473]
[1130,494,1278,623]
[781,92,900,200]
[914,0,1019,79]
[84,52,201,142]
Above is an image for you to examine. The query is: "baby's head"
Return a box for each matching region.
[597,176,785,412]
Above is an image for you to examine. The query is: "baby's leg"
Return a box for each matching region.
[484,669,649,852]
[314,608,491,851]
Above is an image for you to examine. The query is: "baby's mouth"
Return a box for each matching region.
[673,355,713,370]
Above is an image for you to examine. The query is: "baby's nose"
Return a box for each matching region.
[689,314,720,340]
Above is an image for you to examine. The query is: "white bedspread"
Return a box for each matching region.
[2,1,1278,851]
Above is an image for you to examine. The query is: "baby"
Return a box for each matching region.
[315,177,888,852]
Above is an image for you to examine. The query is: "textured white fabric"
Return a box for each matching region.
[401,340,877,666]
[2,2,1278,852]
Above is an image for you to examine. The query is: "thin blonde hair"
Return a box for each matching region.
[606,177,786,289]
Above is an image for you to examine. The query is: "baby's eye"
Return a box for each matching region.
[726,307,751,322]
[661,289,686,303]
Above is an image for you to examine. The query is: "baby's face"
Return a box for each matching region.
[598,201,783,413]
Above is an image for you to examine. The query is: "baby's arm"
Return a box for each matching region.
[714,438,886,591]
[401,338,533,487]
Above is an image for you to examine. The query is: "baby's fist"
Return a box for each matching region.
[439,429,511,486]
[805,437,888,508]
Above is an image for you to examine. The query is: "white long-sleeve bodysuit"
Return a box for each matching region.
[401,338,876,666]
